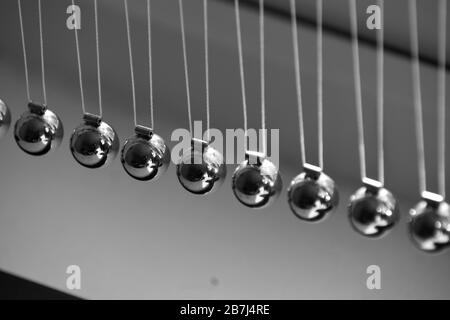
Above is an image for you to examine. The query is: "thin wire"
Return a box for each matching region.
[147,0,155,129]
[38,0,47,106]
[204,0,210,141]
[349,0,367,180]
[317,0,323,169]
[437,0,446,198]
[71,0,86,114]
[94,0,103,117]
[178,0,193,135]
[260,0,266,154]
[17,0,31,103]
[409,0,427,193]
[234,0,248,136]
[377,0,384,185]
[290,0,306,165]
[124,0,137,126]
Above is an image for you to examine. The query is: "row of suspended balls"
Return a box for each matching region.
[0,99,449,253]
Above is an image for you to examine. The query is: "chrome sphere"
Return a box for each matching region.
[287,164,339,222]
[121,126,170,181]
[232,151,282,208]
[0,99,11,139]
[409,192,450,253]
[176,138,226,194]
[348,178,399,237]
[14,102,63,156]
[70,113,119,169]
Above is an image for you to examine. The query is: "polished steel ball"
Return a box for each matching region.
[14,102,63,156]
[348,178,399,238]
[232,151,282,208]
[0,99,11,139]
[409,192,450,253]
[287,164,339,222]
[176,138,226,194]
[121,126,170,181]
[70,113,119,169]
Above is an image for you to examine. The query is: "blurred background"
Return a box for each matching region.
[0,0,449,299]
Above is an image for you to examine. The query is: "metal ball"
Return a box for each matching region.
[121,126,170,181]
[70,113,119,169]
[14,102,63,156]
[232,151,282,208]
[348,178,399,238]
[0,99,11,139]
[287,164,339,222]
[408,192,450,253]
[176,138,226,195]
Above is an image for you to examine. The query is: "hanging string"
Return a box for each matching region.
[94,0,103,117]
[259,0,266,154]
[17,0,48,105]
[376,0,385,185]
[38,0,47,106]
[409,0,426,194]
[17,0,31,103]
[71,0,102,116]
[203,0,210,141]
[178,0,193,135]
[147,0,155,130]
[290,0,306,165]
[234,0,248,137]
[437,0,447,198]
[124,0,138,126]
[317,0,323,169]
[71,0,86,114]
[349,0,367,180]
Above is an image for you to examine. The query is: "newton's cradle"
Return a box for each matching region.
[0,0,448,253]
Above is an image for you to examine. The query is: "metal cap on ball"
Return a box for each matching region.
[14,102,63,156]
[121,125,170,181]
[177,138,226,195]
[287,163,339,222]
[408,191,450,253]
[70,113,119,169]
[348,178,399,238]
[0,99,11,139]
[232,150,282,209]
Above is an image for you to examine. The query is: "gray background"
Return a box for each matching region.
[0,0,449,299]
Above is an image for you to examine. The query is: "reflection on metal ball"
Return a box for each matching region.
[0,99,11,139]
[121,125,170,181]
[287,163,339,222]
[409,191,450,253]
[232,150,282,208]
[14,102,63,156]
[348,178,399,238]
[176,138,226,195]
[70,113,119,169]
